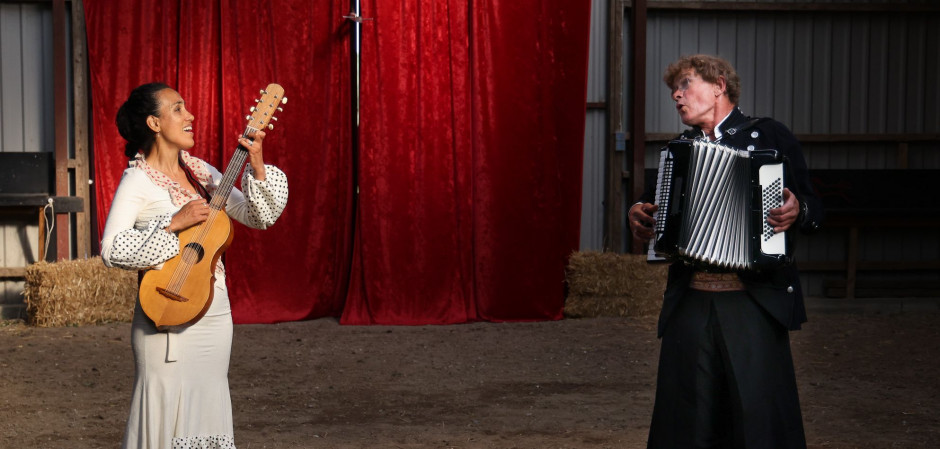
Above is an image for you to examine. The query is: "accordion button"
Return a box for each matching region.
[747,145,755,151]
[751,131,759,138]
[787,286,794,293]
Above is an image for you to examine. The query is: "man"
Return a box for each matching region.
[629,54,823,449]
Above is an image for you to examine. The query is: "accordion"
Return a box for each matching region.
[648,139,790,271]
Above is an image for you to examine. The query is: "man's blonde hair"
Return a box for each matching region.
[663,54,741,105]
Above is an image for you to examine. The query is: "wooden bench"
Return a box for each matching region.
[801,169,940,299]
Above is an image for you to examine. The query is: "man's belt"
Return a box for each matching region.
[689,272,746,292]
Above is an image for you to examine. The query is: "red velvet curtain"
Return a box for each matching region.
[340,1,590,324]
[85,0,353,323]
[86,0,590,325]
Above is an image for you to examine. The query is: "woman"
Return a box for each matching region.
[101,82,288,449]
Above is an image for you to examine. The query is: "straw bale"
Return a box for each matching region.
[24,257,137,327]
[564,251,668,318]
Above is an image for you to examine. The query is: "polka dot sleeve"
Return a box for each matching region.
[101,169,182,271]
[105,214,180,270]
[219,163,289,230]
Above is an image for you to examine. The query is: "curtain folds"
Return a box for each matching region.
[468,1,590,322]
[339,0,477,325]
[85,0,590,325]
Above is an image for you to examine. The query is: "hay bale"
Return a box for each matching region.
[564,251,669,318]
[24,257,137,327]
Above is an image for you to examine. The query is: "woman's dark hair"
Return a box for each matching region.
[115,82,171,158]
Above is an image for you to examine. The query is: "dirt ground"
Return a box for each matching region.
[1,309,938,449]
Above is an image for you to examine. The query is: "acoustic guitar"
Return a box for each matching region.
[139,83,286,329]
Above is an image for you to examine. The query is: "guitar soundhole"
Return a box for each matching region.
[183,242,206,264]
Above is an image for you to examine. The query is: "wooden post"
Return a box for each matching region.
[630,0,648,254]
[38,207,47,262]
[898,141,909,169]
[846,226,859,299]
[605,0,625,252]
[71,0,92,258]
[53,0,70,260]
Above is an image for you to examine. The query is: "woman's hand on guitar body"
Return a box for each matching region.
[166,198,210,233]
[239,130,267,181]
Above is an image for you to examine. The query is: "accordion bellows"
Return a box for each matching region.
[649,139,790,271]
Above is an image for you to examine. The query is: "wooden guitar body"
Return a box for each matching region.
[139,211,233,329]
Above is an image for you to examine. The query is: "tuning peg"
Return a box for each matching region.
[250,106,256,112]
[260,89,265,94]
[277,107,283,112]
[281,97,288,104]
[267,124,274,130]
[245,115,251,120]
[255,99,260,103]
[271,117,278,121]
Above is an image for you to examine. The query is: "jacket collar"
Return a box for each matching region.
[683,107,746,141]
[714,107,746,140]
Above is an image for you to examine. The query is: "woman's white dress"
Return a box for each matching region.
[100,153,288,449]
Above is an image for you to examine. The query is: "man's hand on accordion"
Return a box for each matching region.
[767,188,800,233]
[629,202,658,242]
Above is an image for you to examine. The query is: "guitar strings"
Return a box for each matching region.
[164,127,256,296]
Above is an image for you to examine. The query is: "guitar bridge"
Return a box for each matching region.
[156,287,190,302]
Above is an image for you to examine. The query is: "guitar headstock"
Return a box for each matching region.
[245,83,287,132]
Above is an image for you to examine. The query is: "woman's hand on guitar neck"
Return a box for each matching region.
[166,198,210,233]
[239,130,267,181]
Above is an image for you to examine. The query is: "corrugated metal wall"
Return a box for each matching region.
[584,2,940,297]
[0,3,55,315]
[645,10,940,142]
[582,0,609,251]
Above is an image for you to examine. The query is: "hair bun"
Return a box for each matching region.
[115,82,171,159]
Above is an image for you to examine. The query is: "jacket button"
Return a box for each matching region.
[787,286,794,293]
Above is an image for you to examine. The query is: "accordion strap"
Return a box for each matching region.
[722,117,770,139]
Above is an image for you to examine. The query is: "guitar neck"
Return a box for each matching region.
[208,83,285,210]
[208,128,255,210]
